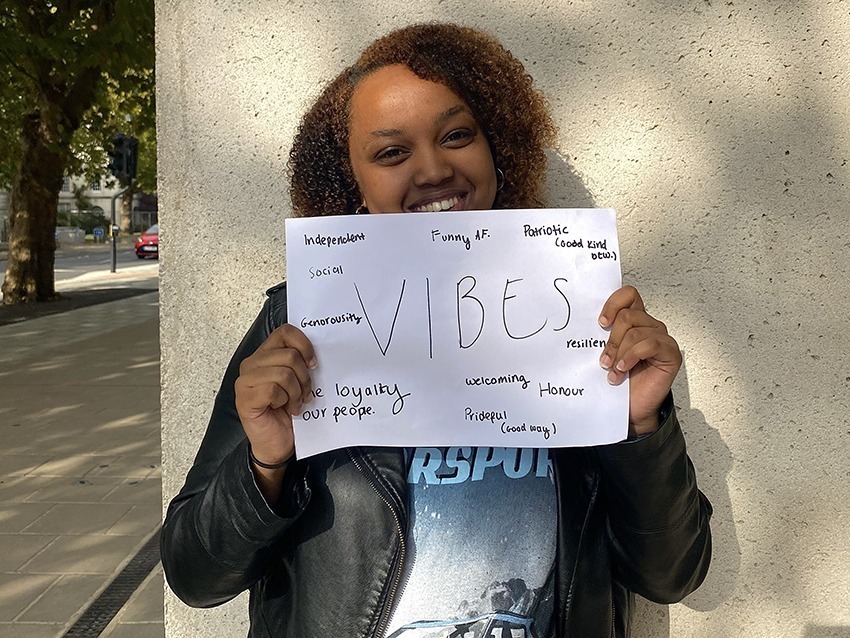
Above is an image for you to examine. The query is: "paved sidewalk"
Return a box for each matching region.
[0,271,163,636]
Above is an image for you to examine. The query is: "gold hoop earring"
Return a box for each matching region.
[496,168,506,191]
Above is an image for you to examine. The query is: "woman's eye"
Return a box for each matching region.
[375,147,408,164]
[443,129,473,146]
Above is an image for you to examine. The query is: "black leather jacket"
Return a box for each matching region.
[161,285,712,638]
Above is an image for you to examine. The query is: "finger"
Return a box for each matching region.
[241,347,313,393]
[611,329,680,374]
[256,324,317,369]
[598,285,644,328]
[237,365,310,415]
[235,377,292,417]
[599,308,665,369]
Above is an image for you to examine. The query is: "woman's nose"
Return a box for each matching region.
[412,148,454,186]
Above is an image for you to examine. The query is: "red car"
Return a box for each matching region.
[134,224,159,259]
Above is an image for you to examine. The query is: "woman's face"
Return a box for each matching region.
[348,64,497,214]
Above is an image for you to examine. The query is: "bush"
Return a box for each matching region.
[57,210,111,234]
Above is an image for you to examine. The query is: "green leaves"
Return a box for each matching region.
[0,0,155,191]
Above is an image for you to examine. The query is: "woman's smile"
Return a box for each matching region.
[408,193,464,213]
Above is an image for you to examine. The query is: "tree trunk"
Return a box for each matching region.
[1,112,65,304]
[1,16,105,306]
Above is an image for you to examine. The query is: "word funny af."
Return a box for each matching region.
[284,208,628,458]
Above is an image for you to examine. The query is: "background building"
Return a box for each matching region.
[56,175,157,232]
[0,175,157,245]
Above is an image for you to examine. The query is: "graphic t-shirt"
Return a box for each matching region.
[384,447,557,638]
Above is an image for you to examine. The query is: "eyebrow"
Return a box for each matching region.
[369,104,470,138]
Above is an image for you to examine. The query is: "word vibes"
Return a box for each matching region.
[349,275,574,358]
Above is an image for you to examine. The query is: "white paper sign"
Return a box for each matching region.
[284,208,627,458]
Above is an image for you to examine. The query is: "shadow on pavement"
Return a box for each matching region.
[0,288,158,327]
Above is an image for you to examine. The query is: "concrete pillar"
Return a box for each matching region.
[156,2,850,636]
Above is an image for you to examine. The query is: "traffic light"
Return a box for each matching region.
[125,136,139,180]
[107,134,127,179]
[107,133,139,182]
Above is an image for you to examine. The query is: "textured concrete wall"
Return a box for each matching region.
[156,1,850,636]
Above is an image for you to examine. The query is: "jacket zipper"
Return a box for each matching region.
[348,449,407,638]
[557,454,601,637]
[611,599,616,638]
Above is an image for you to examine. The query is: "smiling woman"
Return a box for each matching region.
[161,22,712,638]
[288,23,556,217]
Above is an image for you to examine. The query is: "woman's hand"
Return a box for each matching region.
[598,286,681,437]
[234,324,316,500]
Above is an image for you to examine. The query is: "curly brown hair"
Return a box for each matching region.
[287,23,556,217]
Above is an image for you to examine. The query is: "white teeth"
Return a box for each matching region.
[414,196,460,212]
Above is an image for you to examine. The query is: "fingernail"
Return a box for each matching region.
[599,353,612,369]
[308,357,318,369]
[607,370,618,384]
[598,314,609,328]
[616,359,627,372]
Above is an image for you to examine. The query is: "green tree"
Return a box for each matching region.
[69,67,157,232]
[0,0,154,304]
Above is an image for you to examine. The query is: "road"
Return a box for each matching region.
[0,243,153,279]
[0,242,159,294]
[52,243,149,282]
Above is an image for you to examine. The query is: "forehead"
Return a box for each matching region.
[349,64,469,132]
